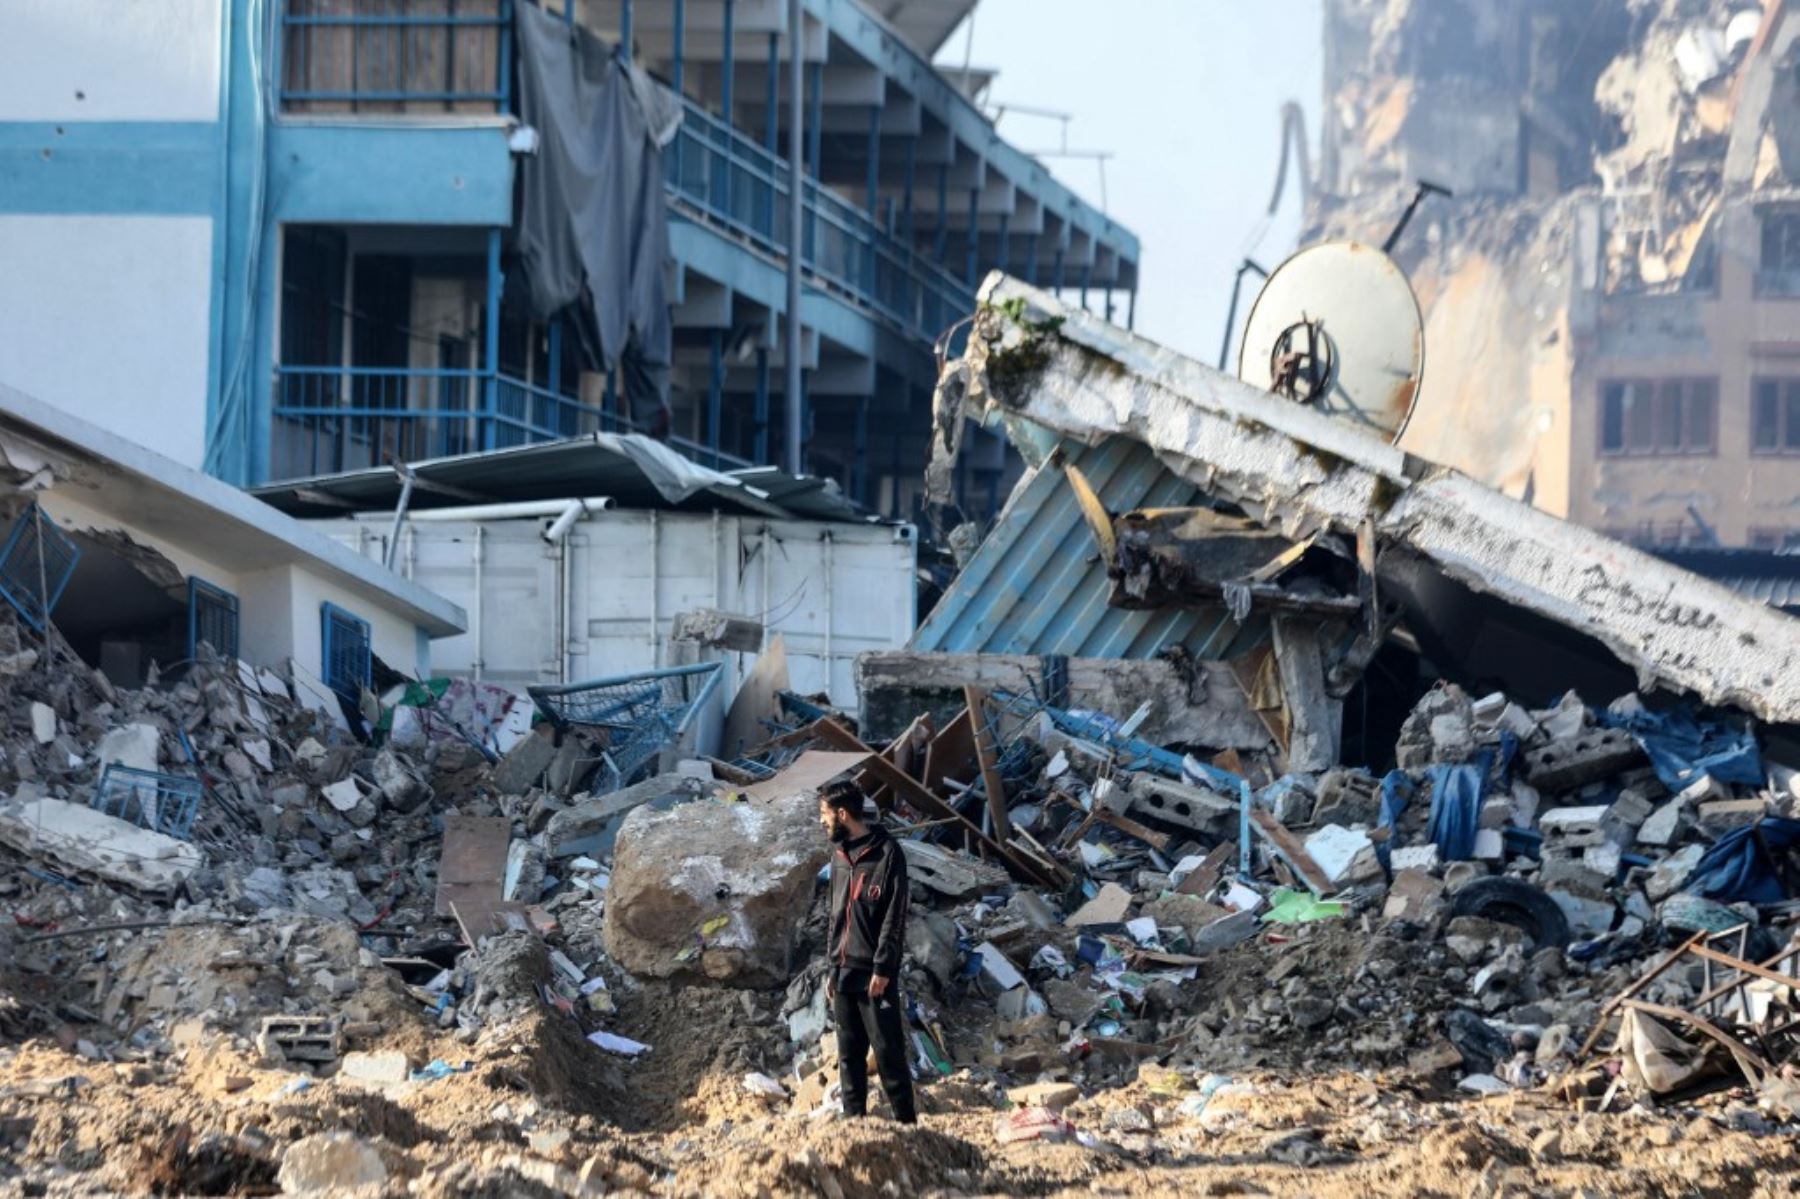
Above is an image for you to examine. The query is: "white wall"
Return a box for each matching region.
[0,0,222,121]
[323,511,919,710]
[40,492,244,595]
[39,494,430,688]
[289,565,429,682]
[0,215,213,469]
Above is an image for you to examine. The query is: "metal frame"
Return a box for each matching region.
[187,577,241,661]
[0,503,80,633]
[92,764,204,841]
[321,601,373,701]
[529,661,724,792]
[668,98,975,346]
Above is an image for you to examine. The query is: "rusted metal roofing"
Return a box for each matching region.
[911,435,1266,660]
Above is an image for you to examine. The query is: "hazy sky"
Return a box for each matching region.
[937,0,1323,364]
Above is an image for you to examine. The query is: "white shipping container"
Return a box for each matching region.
[310,509,918,716]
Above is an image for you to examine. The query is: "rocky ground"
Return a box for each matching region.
[4,611,1800,1195]
[6,876,1800,1198]
[5,951,1800,1198]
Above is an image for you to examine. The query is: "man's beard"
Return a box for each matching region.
[827,820,851,844]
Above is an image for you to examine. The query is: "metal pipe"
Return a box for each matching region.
[672,0,685,94]
[1217,258,1269,371]
[482,228,502,451]
[399,496,613,523]
[543,497,600,543]
[822,530,835,700]
[384,468,416,569]
[648,509,661,665]
[472,524,485,681]
[764,32,779,153]
[720,0,734,114]
[784,0,804,475]
[753,345,770,464]
[553,533,566,683]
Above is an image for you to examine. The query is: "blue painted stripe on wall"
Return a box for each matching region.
[268,122,514,226]
[0,123,220,214]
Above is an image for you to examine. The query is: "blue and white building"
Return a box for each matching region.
[0,0,1138,522]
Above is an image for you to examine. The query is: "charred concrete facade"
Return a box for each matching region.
[1311,0,1800,550]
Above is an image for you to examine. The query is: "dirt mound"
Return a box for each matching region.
[660,1119,989,1199]
[580,979,792,1132]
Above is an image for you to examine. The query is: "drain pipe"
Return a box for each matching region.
[402,496,613,524]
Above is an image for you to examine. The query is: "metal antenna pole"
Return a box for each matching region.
[784,0,805,475]
[1218,258,1268,371]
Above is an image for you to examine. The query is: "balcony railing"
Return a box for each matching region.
[279,0,511,114]
[667,99,975,344]
[271,365,747,479]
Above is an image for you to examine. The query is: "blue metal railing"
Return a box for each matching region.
[271,364,751,477]
[667,99,975,345]
[279,0,512,112]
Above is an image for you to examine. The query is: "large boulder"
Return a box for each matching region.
[603,793,830,988]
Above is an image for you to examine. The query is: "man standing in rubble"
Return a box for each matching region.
[819,779,918,1124]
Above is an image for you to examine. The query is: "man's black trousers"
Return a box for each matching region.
[832,967,917,1123]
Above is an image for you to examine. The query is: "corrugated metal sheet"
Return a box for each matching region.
[1652,547,1800,612]
[911,437,1267,658]
[252,433,865,524]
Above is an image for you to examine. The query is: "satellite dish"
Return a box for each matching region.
[1237,240,1423,444]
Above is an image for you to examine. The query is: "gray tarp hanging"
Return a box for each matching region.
[513,2,681,432]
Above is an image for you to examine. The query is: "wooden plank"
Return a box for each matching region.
[1011,827,1073,887]
[1247,808,1333,896]
[858,714,933,813]
[1175,842,1233,896]
[1574,931,1708,1061]
[1090,804,1172,853]
[450,898,532,946]
[964,686,1014,842]
[1692,945,1800,1017]
[922,707,975,798]
[721,633,788,757]
[435,815,511,919]
[739,750,871,802]
[1688,943,1800,995]
[810,718,1061,888]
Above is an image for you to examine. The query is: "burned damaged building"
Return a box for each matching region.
[1310,0,1800,552]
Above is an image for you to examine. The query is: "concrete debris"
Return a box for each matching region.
[670,608,765,652]
[277,1132,388,1193]
[601,790,830,987]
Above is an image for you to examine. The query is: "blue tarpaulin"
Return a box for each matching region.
[1425,763,1484,861]
[1374,769,1415,872]
[1687,818,1800,905]
[1599,705,1763,794]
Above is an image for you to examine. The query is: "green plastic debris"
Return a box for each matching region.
[1261,887,1347,925]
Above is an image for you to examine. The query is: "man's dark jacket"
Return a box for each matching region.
[826,825,909,977]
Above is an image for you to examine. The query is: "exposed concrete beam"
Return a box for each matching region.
[807,356,877,396]
[671,276,734,329]
[957,275,1800,726]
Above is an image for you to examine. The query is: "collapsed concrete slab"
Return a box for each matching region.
[941,273,1800,726]
[602,793,830,988]
[0,794,203,892]
[855,649,1271,749]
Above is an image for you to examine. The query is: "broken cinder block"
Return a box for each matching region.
[258,1015,342,1063]
[1537,805,1610,847]
[1697,798,1766,838]
[1524,728,1645,792]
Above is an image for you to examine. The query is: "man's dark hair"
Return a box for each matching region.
[819,780,867,817]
